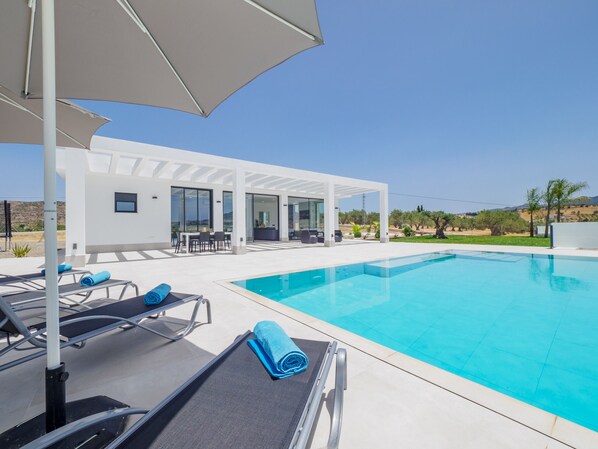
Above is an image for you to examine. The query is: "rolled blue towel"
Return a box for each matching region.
[41,264,73,275]
[144,283,171,305]
[80,271,111,287]
[247,321,308,379]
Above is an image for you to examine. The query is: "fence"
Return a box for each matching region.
[1,200,12,251]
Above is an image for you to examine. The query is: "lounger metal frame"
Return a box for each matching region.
[3,279,139,310]
[21,331,346,449]
[0,293,211,372]
[0,269,92,291]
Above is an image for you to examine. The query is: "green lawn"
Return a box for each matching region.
[391,234,550,247]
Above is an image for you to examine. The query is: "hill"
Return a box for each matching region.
[3,201,66,231]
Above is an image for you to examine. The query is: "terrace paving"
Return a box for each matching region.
[1,241,597,448]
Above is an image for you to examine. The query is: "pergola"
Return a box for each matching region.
[58,136,389,256]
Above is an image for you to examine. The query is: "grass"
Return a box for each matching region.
[391,234,551,247]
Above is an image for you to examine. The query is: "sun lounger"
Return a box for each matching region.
[0,269,91,291]
[0,395,135,449]
[2,279,139,310]
[0,291,210,372]
[21,331,347,449]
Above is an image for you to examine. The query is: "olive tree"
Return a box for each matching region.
[475,210,527,236]
[423,211,454,239]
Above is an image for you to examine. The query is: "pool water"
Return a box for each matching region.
[234,251,598,431]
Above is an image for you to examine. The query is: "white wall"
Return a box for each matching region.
[65,149,87,264]
[552,222,598,249]
[85,174,171,252]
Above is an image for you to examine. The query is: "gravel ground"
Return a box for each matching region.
[0,231,65,259]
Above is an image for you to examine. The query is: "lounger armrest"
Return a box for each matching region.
[327,348,347,449]
[20,408,148,449]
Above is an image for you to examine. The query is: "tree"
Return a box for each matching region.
[526,187,542,237]
[423,211,454,239]
[475,210,527,236]
[366,211,380,225]
[451,216,475,232]
[411,210,432,230]
[389,209,404,228]
[551,178,589,222]
[543,180,556,238]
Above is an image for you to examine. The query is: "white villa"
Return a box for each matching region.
[57,137,389,261]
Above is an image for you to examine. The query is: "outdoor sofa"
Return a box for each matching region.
[0,291,210,372]
[21,331,347,449]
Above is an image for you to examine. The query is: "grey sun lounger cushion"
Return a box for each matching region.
[32,292,194,339]
[0,291,210,372]
[18,332,345,449]
[108,333,330,449]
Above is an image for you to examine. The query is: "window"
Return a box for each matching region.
[170,187,213,232]
[223,191,233,232]
[288,196,324,238]
[115,192,137,213]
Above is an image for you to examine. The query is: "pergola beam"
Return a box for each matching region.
[108,153,120,175]
[131,157,147,176]
[245,174,270,186]
[207,168,231,184]
[153,161,172,178]
[173,164,195,180]
[191,166,217,183]
[251,175,282,188]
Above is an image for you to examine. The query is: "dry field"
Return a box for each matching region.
[0,231,66,259]
[518,204,598,222]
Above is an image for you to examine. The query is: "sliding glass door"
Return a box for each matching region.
[288,196,324,239]
[171,187,212,233]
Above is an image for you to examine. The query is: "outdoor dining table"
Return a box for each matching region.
[179,232,231,253]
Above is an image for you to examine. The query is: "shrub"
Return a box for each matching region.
[402,225,414,237]
[12,244,31,258]
[352,223,362,238]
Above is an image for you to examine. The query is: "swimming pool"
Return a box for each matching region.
[234,251,598,431]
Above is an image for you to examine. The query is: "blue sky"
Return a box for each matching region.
[1,1,597,213]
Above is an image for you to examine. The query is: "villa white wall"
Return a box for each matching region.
[65,149,87,264]
[212,186,224,232]
[85,174,171,252]
[552,222,598,249]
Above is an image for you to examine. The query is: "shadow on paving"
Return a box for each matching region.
[0,317,215,433]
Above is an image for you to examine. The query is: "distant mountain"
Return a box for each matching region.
[497,195,598,212]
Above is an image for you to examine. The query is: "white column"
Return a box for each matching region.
[379,187,389,243]
[212,186,224,232]
[334,198,340,231]
[279,193,289,241]
[65,149,87,266]
[232,169,246,254]
[324,182,335,247]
